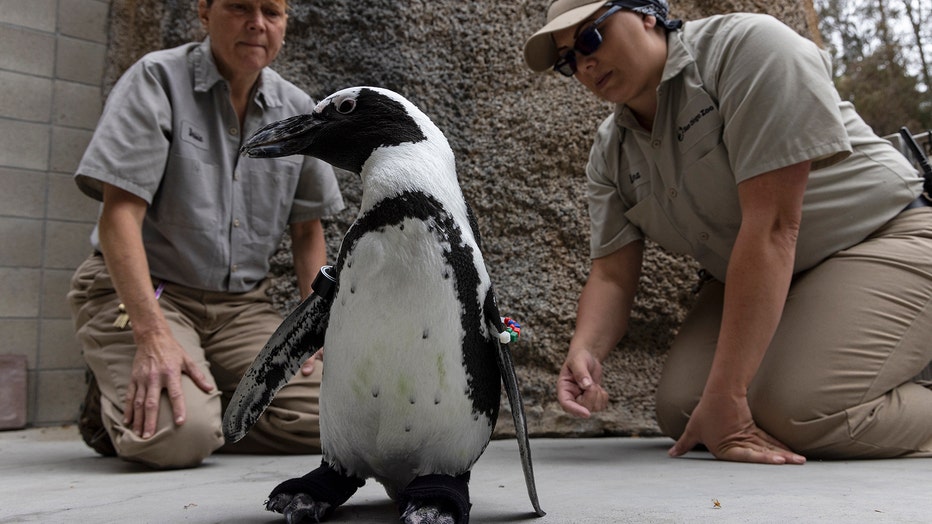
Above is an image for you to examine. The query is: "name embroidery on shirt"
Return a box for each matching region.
[181,120,208,150]
[677,105,715,142]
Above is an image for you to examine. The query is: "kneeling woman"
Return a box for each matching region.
[525,0,932,463]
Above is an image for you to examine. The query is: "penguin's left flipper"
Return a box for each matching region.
[266,460,365,523]
[484,292,546,518]
[222,267,336,443]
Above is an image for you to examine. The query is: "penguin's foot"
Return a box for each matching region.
[267,493,330,524]
[400,501,457,524]
[265,460,365,523]
[397,473,471,524]
[400,500,458,524]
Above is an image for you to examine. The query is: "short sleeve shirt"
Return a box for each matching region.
[587,13,922,281]
[76,38,345,292]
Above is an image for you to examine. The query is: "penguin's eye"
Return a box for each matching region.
[335,98,356,115]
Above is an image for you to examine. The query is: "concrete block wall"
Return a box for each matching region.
[0,0,109,426]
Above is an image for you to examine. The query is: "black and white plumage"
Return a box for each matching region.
[223,86,544,523]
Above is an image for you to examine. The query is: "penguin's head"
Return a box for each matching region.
[241,86,438,174]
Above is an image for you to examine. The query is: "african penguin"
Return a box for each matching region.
[223,86,544,524]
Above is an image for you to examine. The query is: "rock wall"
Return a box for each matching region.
[105,0,819,437]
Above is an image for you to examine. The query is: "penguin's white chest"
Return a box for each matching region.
[320,216,493,490]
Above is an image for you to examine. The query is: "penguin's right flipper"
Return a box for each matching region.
[266,460,365,523]
[484,291,545,518]
[222,266,336,443]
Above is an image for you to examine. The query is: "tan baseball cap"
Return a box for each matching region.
[523,0,680,72]
[524,0,611,72]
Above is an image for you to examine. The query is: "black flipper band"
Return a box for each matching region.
[268,460,365,518]
[398,472,471,523]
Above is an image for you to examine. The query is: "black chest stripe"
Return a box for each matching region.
[335,190,500,422]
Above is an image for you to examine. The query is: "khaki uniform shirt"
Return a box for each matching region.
[76,38,344,292]
[587,13,922,281]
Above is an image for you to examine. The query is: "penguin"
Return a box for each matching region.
[223,86,544,524]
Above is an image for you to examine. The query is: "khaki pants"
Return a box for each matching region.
[68,254,321,469]
[657,207,932,459]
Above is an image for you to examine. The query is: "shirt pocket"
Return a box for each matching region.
[624,194,693,256]
[676,93,724,165]
[152,153,221,231]
[245,157,302,237]
[680,144,741,228]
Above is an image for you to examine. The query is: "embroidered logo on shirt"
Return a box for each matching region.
[181,120,208,150]
[677,105,715,142]
[629,171,642,185]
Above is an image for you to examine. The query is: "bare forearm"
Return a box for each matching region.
[572,275,632,361]
[570,241,644,361]
[98,186,169,342]
[705,162,808,396]
[707,229,796,394]
[290,219,327,299]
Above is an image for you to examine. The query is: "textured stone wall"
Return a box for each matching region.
[105,0,818,437]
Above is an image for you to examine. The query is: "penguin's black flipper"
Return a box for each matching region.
[483,291,545,518]
[222,266,336,443]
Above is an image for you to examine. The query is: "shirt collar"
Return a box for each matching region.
[192,37,282,109]
[193,37,226,93]
[662,27,693,83]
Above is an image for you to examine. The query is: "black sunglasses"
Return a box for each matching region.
[553,5,624,77]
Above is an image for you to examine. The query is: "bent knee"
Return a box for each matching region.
[748,386,830,448]
[654,384,698,440]
[113,417,224,469]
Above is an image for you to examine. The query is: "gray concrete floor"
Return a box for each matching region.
[1,425,929,523]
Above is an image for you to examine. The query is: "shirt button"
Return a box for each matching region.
[233,218,241,228]
[699,232,710,242]
[233,171,240,181]
[667,187,678,199]
[229,127,238,136]
[231,264,239,272]
[652,139,662,149]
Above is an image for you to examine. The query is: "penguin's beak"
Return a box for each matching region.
[240,114,323,158]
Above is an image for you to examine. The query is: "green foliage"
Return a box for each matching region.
[836,45,929,134]
[816,0,931,135]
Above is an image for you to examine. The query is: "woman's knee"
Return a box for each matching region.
[114,415,224,469]
[747,380,828,450]
[655,282,723,438]
[654,379,696,439]
[109,387,225,469]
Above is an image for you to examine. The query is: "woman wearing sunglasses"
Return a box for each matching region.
[525,0,932,464]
